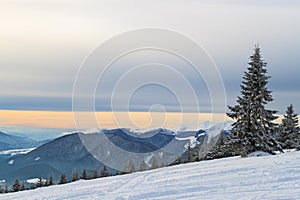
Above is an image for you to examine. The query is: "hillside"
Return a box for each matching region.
[0,132,49,151]
[2,151,300,199]
[0,133,104,184]
[0,128,188,184]
[0,122,232,185]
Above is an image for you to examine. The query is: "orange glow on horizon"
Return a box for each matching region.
[0,110,297,130]
[0,110,233,130]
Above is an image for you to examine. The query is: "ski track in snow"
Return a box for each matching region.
[2,151,300,200]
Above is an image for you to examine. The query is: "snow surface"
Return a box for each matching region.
[8,160,14,165]
[2,151,300,200]
[34,157,40,161]
[0,148,35,156]
[27,178,47,184]
[247,151,272,157]
[176,136,198,148]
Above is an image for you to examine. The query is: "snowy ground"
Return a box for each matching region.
[0,148,35,156]
[3,151,300,200]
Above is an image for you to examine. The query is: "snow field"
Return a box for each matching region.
[2,151,300,200]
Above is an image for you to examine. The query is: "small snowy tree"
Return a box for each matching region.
[48,174,54,186]
[0,185,8,193]
[129,159,136,172]
[181,140,198,163]
[123,159,136,173]
[151,157,159,169]
[81,169,88,180]
[101,166,110,177]
[227,45,282,155]
[139,160,147,171]
[59,173,67,184]
[4,185,9,193]
[186,141,192,163]
[278,105,300,149]
[205,130,237,159]
[12,178,21,192]
[20,183,25,191]
[92,170,99,179]
[29,184,37,190]
[36,177,44,187]
[72,170,79,182]
[207,137,215,151]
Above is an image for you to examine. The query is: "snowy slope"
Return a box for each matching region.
[2,151,300,200]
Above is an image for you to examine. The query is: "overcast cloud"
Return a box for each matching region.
[0,0,299,114]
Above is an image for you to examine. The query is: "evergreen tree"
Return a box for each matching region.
[72,170,79,182]
[205,130,236,159]
[59,173,67,184]
[278,105,300,149]
[29,184,37,190]
[81,169,88,180]
[186,141,192,163]
[129,159,136,172]
[227,45,282,156]
[191,143,201,161]
[48,174,54,186]
[123,159,136,173]
[180,141,197,163]
[101,166,110,177]
[139,160,147,171]
[4,185,9,193]
[151,157,159,169]
[194,132,209,161]
[92,170,99,179]
[196,143,207,161]
[207,137,216,152]
[194,136,218,161]
[12,178,21,192]
[36,177,44,187]
[160,161,166,168]
[20,183,25,191]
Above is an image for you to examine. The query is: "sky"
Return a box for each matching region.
[0,0,300,138]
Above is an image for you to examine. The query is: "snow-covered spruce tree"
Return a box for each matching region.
[48,174,54,186]
[12,178,21,192]
[59,173,67,184]
[227,45,282,156]
[72,170,79,182]
[1,185,9,193]
[139,160,147,171]
[205,130,234,159]
[4,185,9,193]
[122,159,136,174]
[81,169,88,180]
[92,170,99,179]
[278,105,300,149]
[20,183,25,191]
[186,141,192,163]
[101,166,110,177]
[151,157,159,169]
[36,177,44,187]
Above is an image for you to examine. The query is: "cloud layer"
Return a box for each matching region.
[0,0,299,114]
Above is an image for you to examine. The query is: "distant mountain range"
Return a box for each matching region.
[0,133,102,185]
[0,132,50,151]
[0,122,233,185]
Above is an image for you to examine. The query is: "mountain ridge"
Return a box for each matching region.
[0,122,233,185]
[0,132,50,151]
